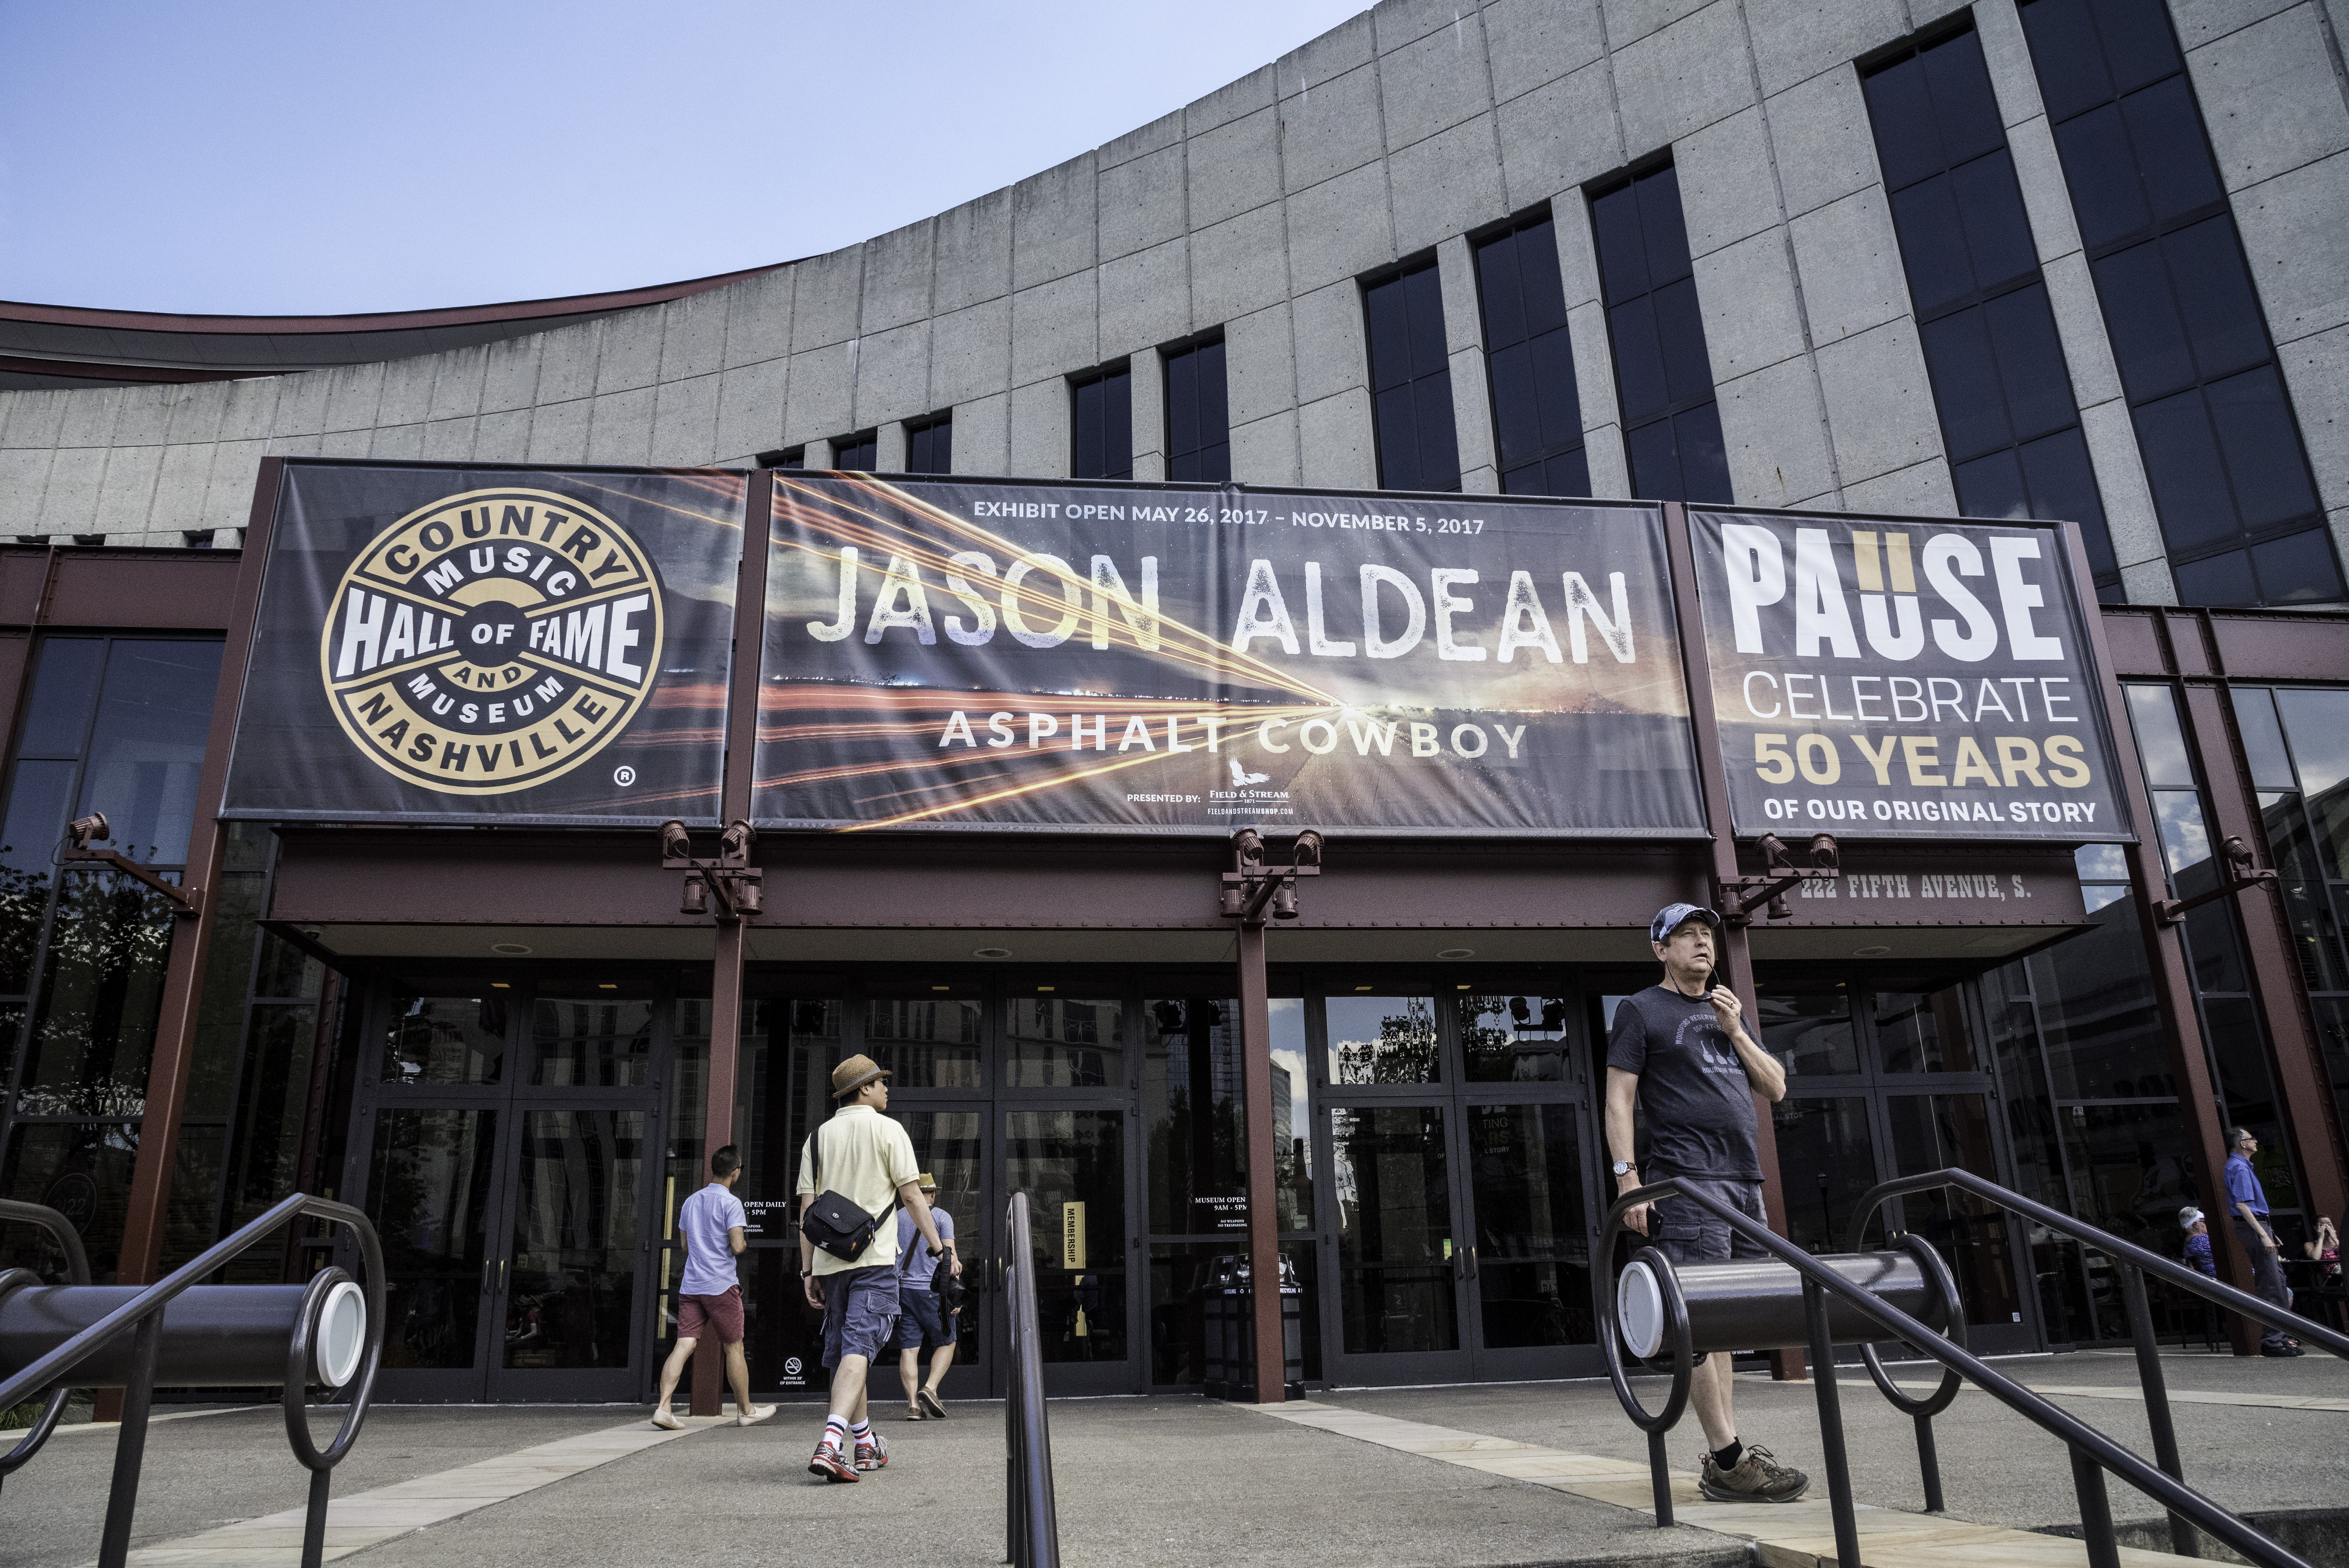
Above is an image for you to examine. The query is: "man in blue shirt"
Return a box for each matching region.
[2224,1128,2302,1356]
[653,1144,780,1425]
[891,1173,962,1420]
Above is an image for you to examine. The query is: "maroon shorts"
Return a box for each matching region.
[678,1286,744,1344]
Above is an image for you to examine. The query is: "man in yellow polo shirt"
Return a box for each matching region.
[796,1053,946,1481]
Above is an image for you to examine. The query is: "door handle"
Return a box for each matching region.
[1467,1246,1479,1282]
[482,1258,493,1295]
[497,1258,508,1294]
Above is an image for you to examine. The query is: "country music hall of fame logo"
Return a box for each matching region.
[319,488,664,795]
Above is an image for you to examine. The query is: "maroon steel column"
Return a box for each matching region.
[2068,531,2255,1353]
[114,460,285,1306]
[1235,918,1285,1403]
[1662,502,1803,1380]
[693,470,773,1417]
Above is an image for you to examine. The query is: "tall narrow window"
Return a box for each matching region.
[2020,0,2342,606]
[1162,339,1230,483]
[905,413,952,475]
[1363,258,1460,492]
[1588,163,1730,504]
[1474,213,1588,497]
[832,431,878,471]
[1866,23,2120,599]
[1071,364,1133,480]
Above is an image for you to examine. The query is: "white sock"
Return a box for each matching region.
[849,1418,872,1442]
[821,1414,847,1450]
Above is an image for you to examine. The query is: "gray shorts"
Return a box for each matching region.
[819,1266,901,1369]
[1650,1176,1770,1266]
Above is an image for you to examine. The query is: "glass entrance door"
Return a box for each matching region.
[1329,1101,1473,1382]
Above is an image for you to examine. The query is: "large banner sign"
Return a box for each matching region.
[1690,509,2129,842]
[757,477,1705,835]
[223,464,744,825]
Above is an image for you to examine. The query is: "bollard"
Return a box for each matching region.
[0,1279,367,1389]
[1616,1248,1947,1359]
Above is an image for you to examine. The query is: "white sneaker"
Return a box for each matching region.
[651,1408,682,1431]
[736,1404,777,1427]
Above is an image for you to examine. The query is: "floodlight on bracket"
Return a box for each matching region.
[1220,828,1323,927]
[660,818,763,923]
[1714,832,1839,926]
[2152,834,2276,926]
[57,813,202,918]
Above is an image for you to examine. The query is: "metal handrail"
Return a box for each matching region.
[1601,1172,2322,1568]
[0,1191,385,1568]
[1003,1192,1060,1568]
[0,1199,91,1481]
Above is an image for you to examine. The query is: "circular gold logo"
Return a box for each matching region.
[320,487,664,795]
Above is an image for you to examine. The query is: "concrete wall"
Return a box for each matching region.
[1,0,2341,604]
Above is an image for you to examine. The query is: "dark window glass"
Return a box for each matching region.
[1588,163,1730,502]
[16,640,104,759]
[1071,365,1134,481]
[832,432,877,471]
[905,415,952,475]
[1866,23,2116,584]
[2021,0,2337,604]
[1163,339,1231,483]
[1363,260,1460,491]
[1475,215,1587,496]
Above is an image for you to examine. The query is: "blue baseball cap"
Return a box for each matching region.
[1649,903,1723,944]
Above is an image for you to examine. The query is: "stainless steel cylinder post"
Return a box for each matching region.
[1616,1249,1946,1358]
[0,1280,367,1389]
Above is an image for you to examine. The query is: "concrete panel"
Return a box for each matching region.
[1841,455,1959,514]
[1606,0,1719,49]
[526,398,591,465]
[421,417,478,462]
[1281,11,1376,89]
[1009,273,1098,388]
[1719,356,1839,505]
[1695,229,1809,378]
[1100,238,1192,360]
[2277,318,2349,517]
[318,428,372,459]
[720,268,795,369]
[934,188,1014,315]
[109,386,172,448]
[161,385,226,448]
[1496,62,1624,202]
[2169,0,2302,50]
[1100,143,1188,262]
[1185,61,1278,135]
[1973,0,2045,128]
[1678,107,1785,259]
[1614,3,1759,158]
[1011,154,1098,290]
[148,444,214,532]
[791,246,866,352]
[1191,203,1290,327]
[1769,67,1882,221]
[203,441,268,529]
[1292,280,1370,406]
[2005,116,2088,265]
[2122,554,2181,603]
[932,297,1013,408]
[93,445,162,534]
[1,390,66,450]
[1285,164,1397,295]
[648,374,720,467]
[1188,105,1283,230]
[1299,387,1378,488]
[713,358,788,461]
[782,343,853,446]
[266,434,326,460]
[320,363,385,434]
[1484,0,1606,106]
[1130,345,1167,481]
[954,391,1010,475]
[1788,186,1911,344]
[2042,250,2125,406]
[862,219,937,336]
[1745,0,1908,98]
[57,388,121,451]
[368,423,425,462]
[376,356,437,429]
[1280,65,1387,193]
[1814,317,1944,483]
[1569,300,1626,441]
[1391,116,1508,257]
[1374,0,1476,50]
[1381,12,1494,152]
[474,409,532,464]
[0,447,52,529]
[1101,108,1183,170]
[1226,304,1297,428]
[2080,397,2168,572]
[480,335,544,413]
[427,346,488,421]
[2232,151,2349,343]
[1438,236,1499,488]
[37,448,103,534]
[270,376,328,441]
[657,291,729,383]
[2188,6,2349,190]
[854,320,933,426]
[1008,378,1071,479]
[534,322,602,404]
[876,420,909,473]
[804,438,835,470]
[585,389,655,466]
[1229,411,1299,485]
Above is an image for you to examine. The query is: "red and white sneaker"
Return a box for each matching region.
[854,1431,890,1471]
[808,1442,859,1483]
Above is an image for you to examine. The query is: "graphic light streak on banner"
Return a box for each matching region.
[1688,507,2130,842]
[223,463,746,825]
[757,475,1706,835]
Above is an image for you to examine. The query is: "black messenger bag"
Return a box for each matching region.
[800,1126,898,1262]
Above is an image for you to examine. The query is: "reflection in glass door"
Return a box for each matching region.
[1005,1107,1128,1394]
[364,1106,499,1393]
[495,1107,646,1399]
[1465,1101,1593,1370]
[1329,1103,1470,1379]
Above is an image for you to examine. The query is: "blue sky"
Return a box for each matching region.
[0,1,1367,315]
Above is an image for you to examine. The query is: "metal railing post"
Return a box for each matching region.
[1001,1193,1059,1568]
[95,1313,162,1568]
[2072,1449,2122,1568]
[1801,1277,1861,1568]
[2119,1262,2194,1557]
[1913,1412,1944,1514]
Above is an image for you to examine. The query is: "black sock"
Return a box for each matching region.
[1714,1439,1743,1470]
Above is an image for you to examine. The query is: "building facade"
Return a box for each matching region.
[1,0,2346,1402]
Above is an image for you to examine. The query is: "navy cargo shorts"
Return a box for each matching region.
[1649,1176,1771,1266]
[819,1265,902,1369]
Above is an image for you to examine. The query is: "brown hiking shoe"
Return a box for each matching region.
[1700,1443,1809,1503]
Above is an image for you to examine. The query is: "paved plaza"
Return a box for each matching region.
[4,1347,2343,1568]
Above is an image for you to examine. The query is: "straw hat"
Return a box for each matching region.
[915,1172,938,1192]
[830,1053,892,1099]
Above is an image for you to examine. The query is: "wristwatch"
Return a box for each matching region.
[1611,1160,1636,1178]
